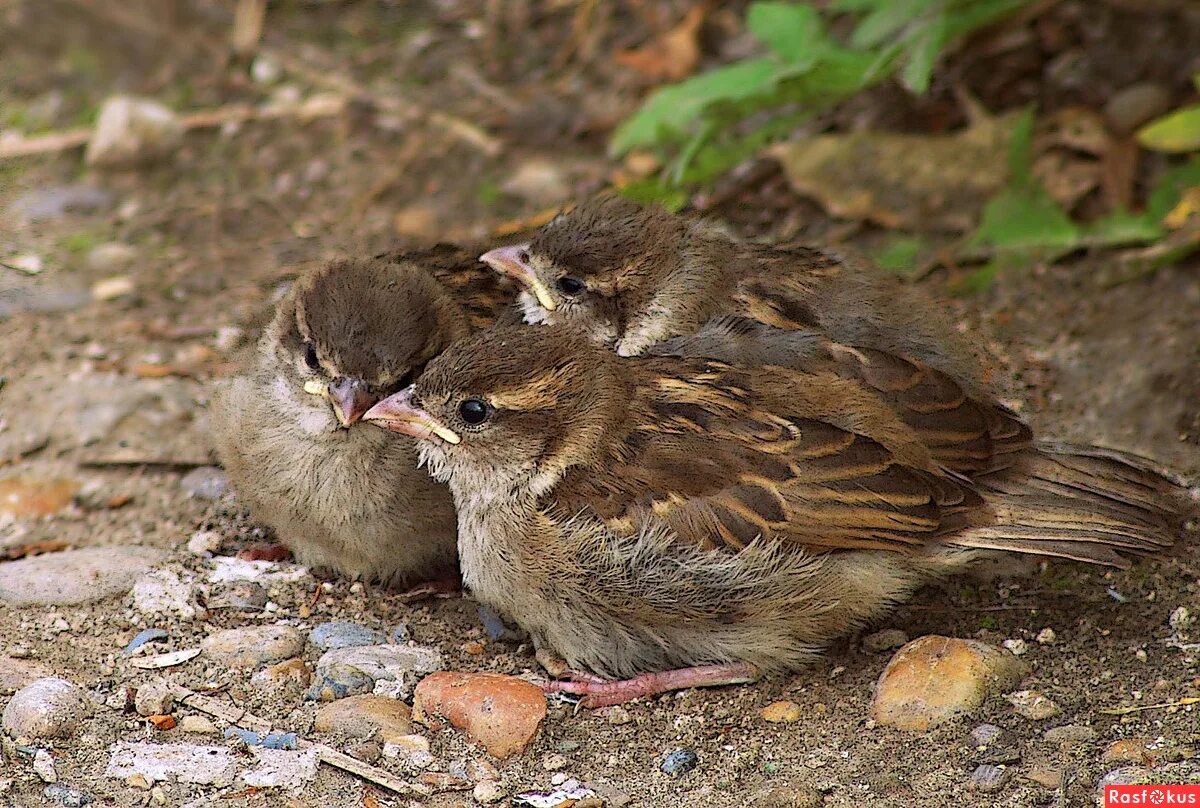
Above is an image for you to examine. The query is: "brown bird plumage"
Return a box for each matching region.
[480,196,1031,475]
[363,326,1187,704]
[210,246,514,585]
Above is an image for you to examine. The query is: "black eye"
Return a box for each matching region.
[303,342,320,370]
[458,398,489,425]
[557,276,585,296]
[517,249,531,264]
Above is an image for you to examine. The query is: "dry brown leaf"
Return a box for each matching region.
[768,110,1021,231]
[614,5,708,82]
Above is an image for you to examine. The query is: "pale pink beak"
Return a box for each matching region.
[362,387,461,445]
[327,378,376,427]
[479,245,558,311]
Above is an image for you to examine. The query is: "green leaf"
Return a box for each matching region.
[1082,210,1164,248]
[610,58,779,155]
[1146,154,1200,221]
[1006,106,1036,186]
[746,2,826,65]
[1137,105,1200,153]
[848,0,925,49]
[969,185,1078,254]
[873,234,926,273]
[615,179,689,212]
[899,16,947,95]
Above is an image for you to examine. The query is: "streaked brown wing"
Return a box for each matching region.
[552,361,983,555]
[377,245,518,329]
[657,315,1032,476]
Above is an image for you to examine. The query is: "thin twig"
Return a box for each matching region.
[170,687,422,795]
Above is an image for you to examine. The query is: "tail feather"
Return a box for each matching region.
[950,442,1191,568]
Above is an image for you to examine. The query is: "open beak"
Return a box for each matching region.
[327,378,377,427]
[479,245,558,312]
[363,387,461,445]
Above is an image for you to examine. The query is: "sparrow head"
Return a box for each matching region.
[364,326,622,490]
[266,256,471,429]
[478,196,686,347]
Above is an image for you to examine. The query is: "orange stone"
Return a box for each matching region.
[760,700,803,723]
[0,476,79,518]
[148,714,177,731]
[1102,738,1156,766]
[413,672,546,760]
[871,635,1029,731]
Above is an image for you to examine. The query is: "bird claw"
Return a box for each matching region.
[537,663,759,708]
[392,574,462,603]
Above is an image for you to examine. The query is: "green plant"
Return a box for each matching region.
[612,0,1031,192]
[1137,74,1200,153]
[955,108,1200,291]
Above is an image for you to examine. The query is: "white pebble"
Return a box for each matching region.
[1003,639,1028,656]
[1035,627,1057,645]
[33,749,57,782]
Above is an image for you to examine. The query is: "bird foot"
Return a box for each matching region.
[236,542,292,563]
[540,663,759,708]
[393,574,462,603]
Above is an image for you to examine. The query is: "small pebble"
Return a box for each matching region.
[134,680,174,717]
[542,752,568,771]
[1003,639,1028,656]
[2,677,93,739]
[1103,738,1154,765]
[412,671,546,760]
[178,715,218,734]
[90,275,135,301]
[185,531,222,556]
[969,763,1009,793]
[314,694,413,740]
[306,665,374,702]
[761,700,803,723]
[310,621,386,651]
[42,784,94,807]
[462,640,486,655]
[1023,765,1062,788]
[1043,724,1097,749]
[179,467,228,500]
[382,734,434,769]
[661,748,699,776]
[551,772,569,786]
[147,715,176,731]
[862,629,908,653]
[473,779,505,804]
[970,723,1003,747]
[251,658,311,699]
[1035,627,1057,645]
[85,243,137,274]
[1007,690,1061,721]
[33,749,58,782]
[389,623,411,643]
[605,705,632,725]
[213,581,268,611]
[201,625,304,668]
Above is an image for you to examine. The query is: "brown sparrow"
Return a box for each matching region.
[363,326,1186,706]
[479,196,1029,475]
[210,246,513,586]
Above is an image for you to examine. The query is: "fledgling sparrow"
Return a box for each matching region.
[210,246,514,586]
[479,196,1029,475]
[363,326,1188,706]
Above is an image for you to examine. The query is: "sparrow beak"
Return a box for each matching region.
[327,377,377,428]
[479,245,558,312]
[363,387,462,445]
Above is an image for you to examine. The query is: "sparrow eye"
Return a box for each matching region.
[459,398,490,425]
[303,342,320,370]
[557,276,585,296]
[517,249,532,265]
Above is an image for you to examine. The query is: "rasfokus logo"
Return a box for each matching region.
[1106,786,1200,805]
